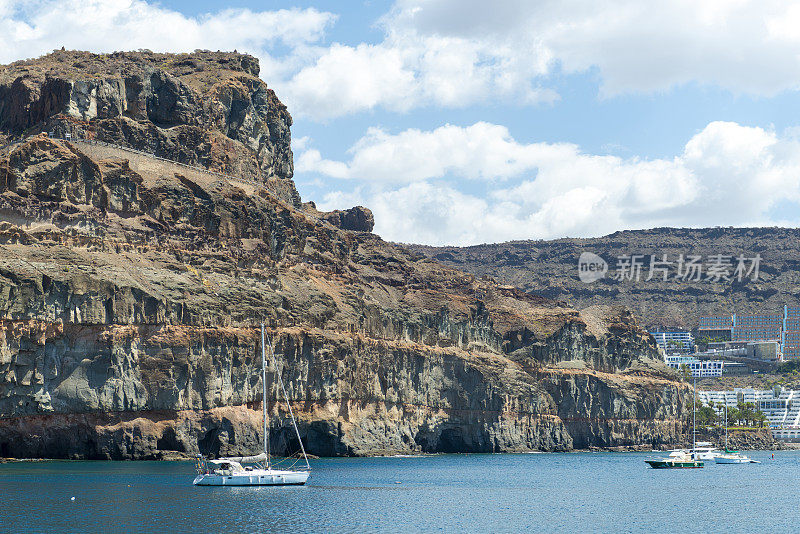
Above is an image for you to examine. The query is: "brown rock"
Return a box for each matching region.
[0,52,687,459]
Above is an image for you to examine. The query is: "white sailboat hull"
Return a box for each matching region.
[714,456,757,464]
[193,325,312,487]
[194,468,310,486]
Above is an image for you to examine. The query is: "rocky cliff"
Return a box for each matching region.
[0,51,687,460]
[0,49,297,205]
[409,227,800,331]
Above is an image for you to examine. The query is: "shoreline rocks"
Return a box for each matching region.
[0,51,687,459]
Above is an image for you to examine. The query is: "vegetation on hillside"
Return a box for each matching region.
[693,400,768,428]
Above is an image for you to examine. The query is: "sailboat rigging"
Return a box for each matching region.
[715,400,760,464]
[645,372,704,468]
[193,324,311,485]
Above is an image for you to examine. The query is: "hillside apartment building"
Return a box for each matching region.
[699,388,800,442]
[699,306,800,360]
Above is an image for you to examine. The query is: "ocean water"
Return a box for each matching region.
[0,451,795,533]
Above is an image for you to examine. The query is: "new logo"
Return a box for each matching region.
[578,252,608,283]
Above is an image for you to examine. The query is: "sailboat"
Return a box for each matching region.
[645,372,704,469]
[193,324,311,486]
[714,402,760,465]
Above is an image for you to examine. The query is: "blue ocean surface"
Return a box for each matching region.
[0,451,794,533]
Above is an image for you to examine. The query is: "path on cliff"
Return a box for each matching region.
[67,138,339,233]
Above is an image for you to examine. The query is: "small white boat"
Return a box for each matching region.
[194,325,311,486]
[194,455,310,486]
[715,453,759,464]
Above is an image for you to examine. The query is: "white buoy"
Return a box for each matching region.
[70,496,75,501]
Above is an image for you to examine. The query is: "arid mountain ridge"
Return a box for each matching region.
[408,226,800,331]
[0,50,686,459]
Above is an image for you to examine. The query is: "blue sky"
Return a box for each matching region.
[3,0,800,245]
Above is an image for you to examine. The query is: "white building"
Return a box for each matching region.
[698,388,776,408]
[698,388,800,442]
[651,330,695,354]
[665,355,723,377]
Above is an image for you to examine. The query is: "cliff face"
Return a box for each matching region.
[0,51,686,460]
[0,49,296,205]
[409,227,800,330]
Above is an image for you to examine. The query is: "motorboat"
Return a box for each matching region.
[715,453,759,464]
[668,444,721,461]
[646,452,704,469]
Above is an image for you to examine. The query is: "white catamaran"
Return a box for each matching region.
[193,324,311,486]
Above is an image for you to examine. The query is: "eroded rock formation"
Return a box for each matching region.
[0,49,296,204]
[0,51,687,459]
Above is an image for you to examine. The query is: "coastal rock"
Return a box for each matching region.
[693,427,786,451]
[0,51,688,459]
[321,206,375,232]
[0,50,296,204]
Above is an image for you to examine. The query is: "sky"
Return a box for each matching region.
[3,0,800,245]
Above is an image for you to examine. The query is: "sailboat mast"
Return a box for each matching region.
[725,401,728,450]
[266,332,311,471]
[262,323,270,469]
[692,372,697,456]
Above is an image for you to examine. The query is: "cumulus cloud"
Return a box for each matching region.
[387,0,800,97]
[299,123,557,183]
[280,0,800,118]
[5,1,800,120]
[307,121,800,245]
[280,32,559,118]
[0,1,334,64]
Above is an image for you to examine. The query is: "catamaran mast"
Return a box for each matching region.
[261,323,270,469]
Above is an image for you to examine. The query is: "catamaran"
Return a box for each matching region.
[193,324,311,486]
[714,402,759,465]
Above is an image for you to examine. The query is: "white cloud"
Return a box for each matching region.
[285,0,800,118]
[299,122,569,183]
[5,1,800,120]
[278,32,558,119]
[309,120,800,245]
[0,1,334,64]
[296,148,349,179]
[387,0,800,97]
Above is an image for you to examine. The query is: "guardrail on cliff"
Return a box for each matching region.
[69,137,269,193]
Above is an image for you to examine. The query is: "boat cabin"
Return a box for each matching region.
[208,459,245,475]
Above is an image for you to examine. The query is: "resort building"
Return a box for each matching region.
[664,355,723,377]
[698,306,800,360]
[698,315,734,340]
[783,306,800,360]
[650,330,695,354]
[698,387,800,441]
[732,313,783,343]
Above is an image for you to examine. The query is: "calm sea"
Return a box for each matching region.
[0,451,795,533]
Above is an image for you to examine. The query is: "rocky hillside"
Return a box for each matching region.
[0,49,297,205]
[0,51,686,460]
[409,227,800,331]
